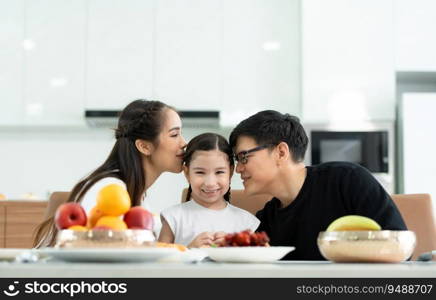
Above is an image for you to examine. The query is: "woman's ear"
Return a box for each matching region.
[276,142,290,164]
[135,139,154,156]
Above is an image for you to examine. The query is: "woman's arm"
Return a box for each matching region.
[158,216,175,243]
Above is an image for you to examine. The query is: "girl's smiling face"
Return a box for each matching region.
[185,149,233,209]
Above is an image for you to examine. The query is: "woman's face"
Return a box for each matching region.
[150,109,187,173]
[185,150,232,207]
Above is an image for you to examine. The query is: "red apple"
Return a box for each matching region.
[123,206,154,230]
[54,203,87,230]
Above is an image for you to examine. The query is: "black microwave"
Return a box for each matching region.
[310,131,388,173]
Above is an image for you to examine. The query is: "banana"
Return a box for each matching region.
[326,215,381,232]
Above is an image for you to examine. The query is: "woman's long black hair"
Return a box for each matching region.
[33,99,172,247]
[183,133,234,202]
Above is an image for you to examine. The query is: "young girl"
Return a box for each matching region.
[34,99,187,247]
[158,133,259,248]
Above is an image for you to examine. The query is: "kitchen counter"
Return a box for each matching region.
[0,200,47,248]
[1,260,435,278]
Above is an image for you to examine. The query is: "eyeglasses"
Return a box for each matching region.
[234,144,274,164]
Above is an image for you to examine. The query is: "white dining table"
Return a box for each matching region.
[1,260,435,278]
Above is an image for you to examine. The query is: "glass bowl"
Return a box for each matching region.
[55,229,156,248]
[317,230,416,263]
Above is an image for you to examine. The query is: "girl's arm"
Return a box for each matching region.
[188,232,215,248]
[158,216,175,243]
[213,231,227,246]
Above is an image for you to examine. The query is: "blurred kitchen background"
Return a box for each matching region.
[1,0,436,215]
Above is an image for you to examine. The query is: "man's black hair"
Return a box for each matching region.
[229,110,308,162]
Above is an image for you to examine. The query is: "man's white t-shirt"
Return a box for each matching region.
[160,200,260,246]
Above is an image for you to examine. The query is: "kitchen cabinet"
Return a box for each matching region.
[0,201,47,248]
[0,206,4,247]
[0,0,24,125]
[1,0,300,126]
[220,0,300,126]
[394,0,436,71]
[302,0,395,122]
[154,0,223,111]
[401,93,436,210]
[155,0,300,124]
[85,0,154,110]
[23,0,86,125]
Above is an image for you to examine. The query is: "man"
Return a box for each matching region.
[229,110,406,260]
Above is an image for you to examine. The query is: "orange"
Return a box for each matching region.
[96,184,131,216]
[87,206,105,228]
[155,242,187,252]
[68,225,88,231]
[0,193,6,200]
[95,216,127,230]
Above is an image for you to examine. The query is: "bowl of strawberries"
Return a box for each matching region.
[203,230,295,263]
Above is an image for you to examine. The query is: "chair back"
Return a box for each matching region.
[44,191,70,219]
[181,188,271,215]
[391,193,436,260]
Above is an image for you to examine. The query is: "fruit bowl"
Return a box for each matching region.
[55,229,156,248]
[317,230,416,263]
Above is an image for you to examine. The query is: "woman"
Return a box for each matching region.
[34,99,187,247]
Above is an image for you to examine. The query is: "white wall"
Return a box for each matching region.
[0,126,243,214]
[394,0,436,71]
[302,0,395,123]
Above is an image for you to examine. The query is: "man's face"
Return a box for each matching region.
[234,136,278,196]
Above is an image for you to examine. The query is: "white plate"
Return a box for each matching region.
[202,246,295,263]
[41,247,181,263]
[0,249,28,261]
[159,248,209,263]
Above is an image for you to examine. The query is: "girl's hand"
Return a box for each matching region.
[213,231,227,246]
[188,232,215,248]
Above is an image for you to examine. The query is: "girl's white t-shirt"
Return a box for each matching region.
[160,200,260,246]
